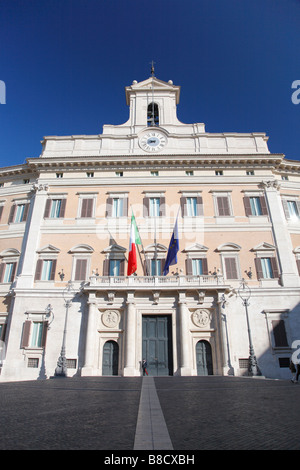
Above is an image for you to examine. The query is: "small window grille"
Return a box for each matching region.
[66,359,77,369]
[278,357,290,368]
[239,358,249,369]
[27,358,39,368]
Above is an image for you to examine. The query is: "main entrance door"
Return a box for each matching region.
[142,315,173,376]
[196,340,213,376]
[102,340,119,376]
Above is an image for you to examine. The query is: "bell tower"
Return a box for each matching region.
[124,74,182,132]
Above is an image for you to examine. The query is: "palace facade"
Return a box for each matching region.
[0,75,300,381]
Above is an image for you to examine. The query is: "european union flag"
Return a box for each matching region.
[163,216,179,275]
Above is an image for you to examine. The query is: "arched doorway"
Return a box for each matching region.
[102,340,119,376]
[196,340,213,376]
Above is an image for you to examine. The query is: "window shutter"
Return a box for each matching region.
[259,196,268,216]
[281,199,290,219]
[50,259,57,281]
[119,259,125,276]
[160,259,165,275]
[0,205,3,221]
[159,197,166,217]
[0,322,7,341]
[8,205,16,224]
[185,258,193,275]
[59,199,66,218]
[21,321,31,348]
[106,197,113,217]
[44,199,51,218]
[254,258,263,280]
[86,198,93,218]
[243,197,252,216]
[143,197,149,218]
[11,262,17,282]
[144,259,151,276]
[270,257,279,278]
[41,322,48,348]
[217,197,230,216]
[202,258,208,275]
[296,200,300,216]
[22,203,30,222]
[196,197,204,216]
[0,264,4,283]
[180,197,187,217]
[34,259,43,281]
[296,259,300,276]
[123,197,128,217]
[75,259,87,281]
[81,198,87,217]
[224,257,238,279]
[272,320,288,347]
[103,259,109,276]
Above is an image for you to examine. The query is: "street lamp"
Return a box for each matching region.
[54,281,75,377]
[238,278,261,377]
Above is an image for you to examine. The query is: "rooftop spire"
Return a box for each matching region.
[150,60,155,77]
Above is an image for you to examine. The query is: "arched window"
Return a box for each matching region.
[147,102,159,127]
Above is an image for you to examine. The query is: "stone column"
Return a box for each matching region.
[123,292,137,376]
[81,294,98,376]
[217,292,234,376]
[16,183,49,289]
[263,180,300,287]
[178,292,192,376]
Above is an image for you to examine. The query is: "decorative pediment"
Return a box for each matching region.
[37,244,61,254]
[125,77,180,105]
[143,243,167,253]
[69,244,94,254]
[183,243,208,253]
[0,248,21,258]
[216,243,241,252]
[252,242,276,252]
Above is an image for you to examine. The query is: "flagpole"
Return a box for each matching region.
[130,208,149,276]
[154,210,157,276]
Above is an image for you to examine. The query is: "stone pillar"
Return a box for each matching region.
[123,292,137,376]
[263,180,300,287]
[217,292,234,376]
[16,183,49,289]
[178,292,192,376]
[81,294,98,376]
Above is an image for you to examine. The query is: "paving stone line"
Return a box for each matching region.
[133,376,173,450]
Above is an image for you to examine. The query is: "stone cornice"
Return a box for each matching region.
[1,153,300,179]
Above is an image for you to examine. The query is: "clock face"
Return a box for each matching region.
[139,131,167,152]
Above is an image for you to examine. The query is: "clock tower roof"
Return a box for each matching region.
[125,76,181,106]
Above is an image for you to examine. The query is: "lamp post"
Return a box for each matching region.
[54,281,75,377]
[238,278,261,377]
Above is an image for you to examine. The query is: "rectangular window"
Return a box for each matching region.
[216,196,231,216]
[115,172,123,177]
[224,257,238,279]
[149,197,160,217]
[27,358,39,368]
[74,259,87,281]
[249,197,262,216]
[192,259,203,275]
[30,322,44,347]
[35,259,56,281]
[3,263,15,283]
[255,257,279,280]
[150,171,159,176]
[41,260,53,281]
[287,201,299,219]
[215,170,223,176]
[272,320,288,347]
[150,259,162,276]
[50,199,62,218]
[109,259,121,276]
[9,203,29,224]
[112,198,124,217]
[186,197,197,217]
[80,198,94,218]
[44,199,66,219]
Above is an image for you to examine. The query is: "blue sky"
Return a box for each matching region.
[0,0,300,168]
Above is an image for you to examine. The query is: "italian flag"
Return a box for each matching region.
[127,214,141,276]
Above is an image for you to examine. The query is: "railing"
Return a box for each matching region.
[88,274,225,288]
